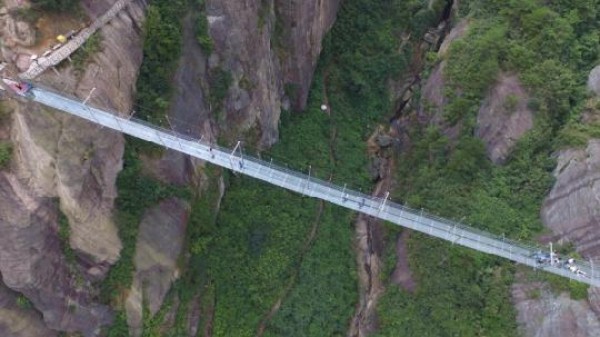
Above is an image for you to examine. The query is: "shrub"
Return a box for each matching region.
[0,142,12,169]
[71,33,103,72]
[31,0,78,12]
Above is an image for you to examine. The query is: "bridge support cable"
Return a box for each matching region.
[28,86,600,287]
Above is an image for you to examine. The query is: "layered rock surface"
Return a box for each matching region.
[205,0,339,147]
[541,140,600,257]
[513,280,600,337]
[0,0,147,334]
[125,198,190,337]
[0,172,112,336]
[514,67,600,337]
[0,282,58,337]
[475,73,534,164]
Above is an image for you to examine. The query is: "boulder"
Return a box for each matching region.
[588,65,600,96]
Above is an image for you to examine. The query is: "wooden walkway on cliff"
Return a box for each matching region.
[18,0,134,80]
[26,84,600,288]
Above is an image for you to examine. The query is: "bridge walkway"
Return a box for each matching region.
[19,0,135,80]
[29,85,600,287]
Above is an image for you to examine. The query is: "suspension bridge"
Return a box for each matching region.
[16,83,600,287]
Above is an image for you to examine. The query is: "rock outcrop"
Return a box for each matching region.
[541,140,600,257]
[588,65,600,96]
[527,67,600,337]
[205,0,340,147]
[125,198,190,337]
[419,61,453,132]
[0,281,58,337]
[416,20,471,140]
[0,0,147,334]
[274,0,340,111]
[513,280,600,337]
[0,172,112,336]
[475,73,534,164]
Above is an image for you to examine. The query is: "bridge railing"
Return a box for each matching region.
[30,83,600,286]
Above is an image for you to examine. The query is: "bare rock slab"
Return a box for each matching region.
[513,281,600,337]
[126,198,190,337]
[476,73,534,164]
[541,140,600,257]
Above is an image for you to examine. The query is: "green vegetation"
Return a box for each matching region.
[208,67,232,117]
[193,0,447,335]
[101,0,599,335]
[31,0,78,12]
[57,208,76,264]
[194,0,213,54]
[135,0,187,125]
[445,0,598,133]
[16,294,33,310]
[374,1,599,335]
[103,137,191,335]
[559,97,600,146]
[71,33,103,73]
[161,166,221,336]
[0,141,12,169]
[141,295,172,337]
[101,137,190,304]
[106,311,129,337]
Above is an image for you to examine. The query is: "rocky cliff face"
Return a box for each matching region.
[205,0,340,147]
[510,67,600,337]
[0,172,112,336]
[125,198,189,337]
[0,0,147,335]
[0,282,58,337]
[513,279,600,337]
[475,73,534,164]
[541,140,600,257]
[588,65,600,96]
